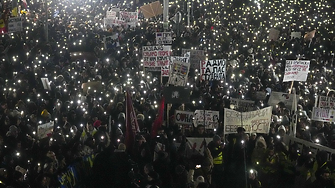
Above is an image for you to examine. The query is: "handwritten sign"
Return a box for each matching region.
[142,46,171,67]
[311,107,335,122]
[283,60,310,82]
[224,107,272,134]
[193,110,220,129]
[317,96,335,109]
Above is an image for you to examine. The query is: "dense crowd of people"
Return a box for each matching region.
[0,0,335,187]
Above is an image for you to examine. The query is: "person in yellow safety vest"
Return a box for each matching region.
[208,135,225,188]
[261,145,278,187]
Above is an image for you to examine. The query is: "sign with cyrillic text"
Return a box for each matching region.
[156,32,172,45]
[283,60,310,82]
[200,59,225,81]
[224,107,272,134]
[142,46,171,67]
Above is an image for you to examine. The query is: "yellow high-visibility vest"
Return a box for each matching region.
[213,147,223,165]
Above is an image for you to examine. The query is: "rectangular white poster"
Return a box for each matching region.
[167,56,190,86]
[224,107,272,134]
[8,17,23,33]
[268,92,299,110]
[119,11,138,27]
[317,96,335,109]
[156,32,172,45]
[194,110,220,129]
[142,46,171,67]
[175,110,194,125]
[182,49,206,69]
[311,107,335,122]
[200,59,225,81]
[283,60,310,82]
[37,121,54,139]
[230,98,255,112]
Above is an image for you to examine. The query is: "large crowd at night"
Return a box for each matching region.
[0,0,335,187]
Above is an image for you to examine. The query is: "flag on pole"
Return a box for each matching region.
[151,97,165,138]
[125,90,140,153]
[304,30,316,41]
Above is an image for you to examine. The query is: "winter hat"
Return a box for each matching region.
[93,120,101,128]
[118,113,125,119]
[137,114,145,121]
[213,135,221,142]
[194,176,205,188]
[278,125,286,133]
[117,143,126,151]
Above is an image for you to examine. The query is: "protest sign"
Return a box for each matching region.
[142,46,171,67]
[104,18,124,27]
[168,56,190,86]
[230,98,255,112]
[161,65,170,77]
[163,86,191,104]
[156,32,172,45]
[317,96,335,109]
[311,107,335,122]
[283,60,310,82]
[8,17,22,33]
[175,110,194,125]
[37,121,54,139]
[182,49,205,69]
[185,137,213,156]
[200,59,225,81]
[224,107,272,134]
[106,8,117,19]
[269,28,280,41]
[268,91,299,110]
[140,1,163,19]
[82,82,103,94]
[41,78,51,90]
[194,110,220,129]
[119,11,138,27]
[106,7,119,19]
[291,32,301,39]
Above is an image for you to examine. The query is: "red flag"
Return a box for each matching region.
[125,90,140,152]
[151,97,165,138]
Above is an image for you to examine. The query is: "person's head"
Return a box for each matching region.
[237,127,245,135]
[213,135,221,145]
[248,169,257,180]
[144,163,154,174]
[197,125,205,134]
[136,135,146,145]
[268,146,275,156]
[251,133,257,140]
